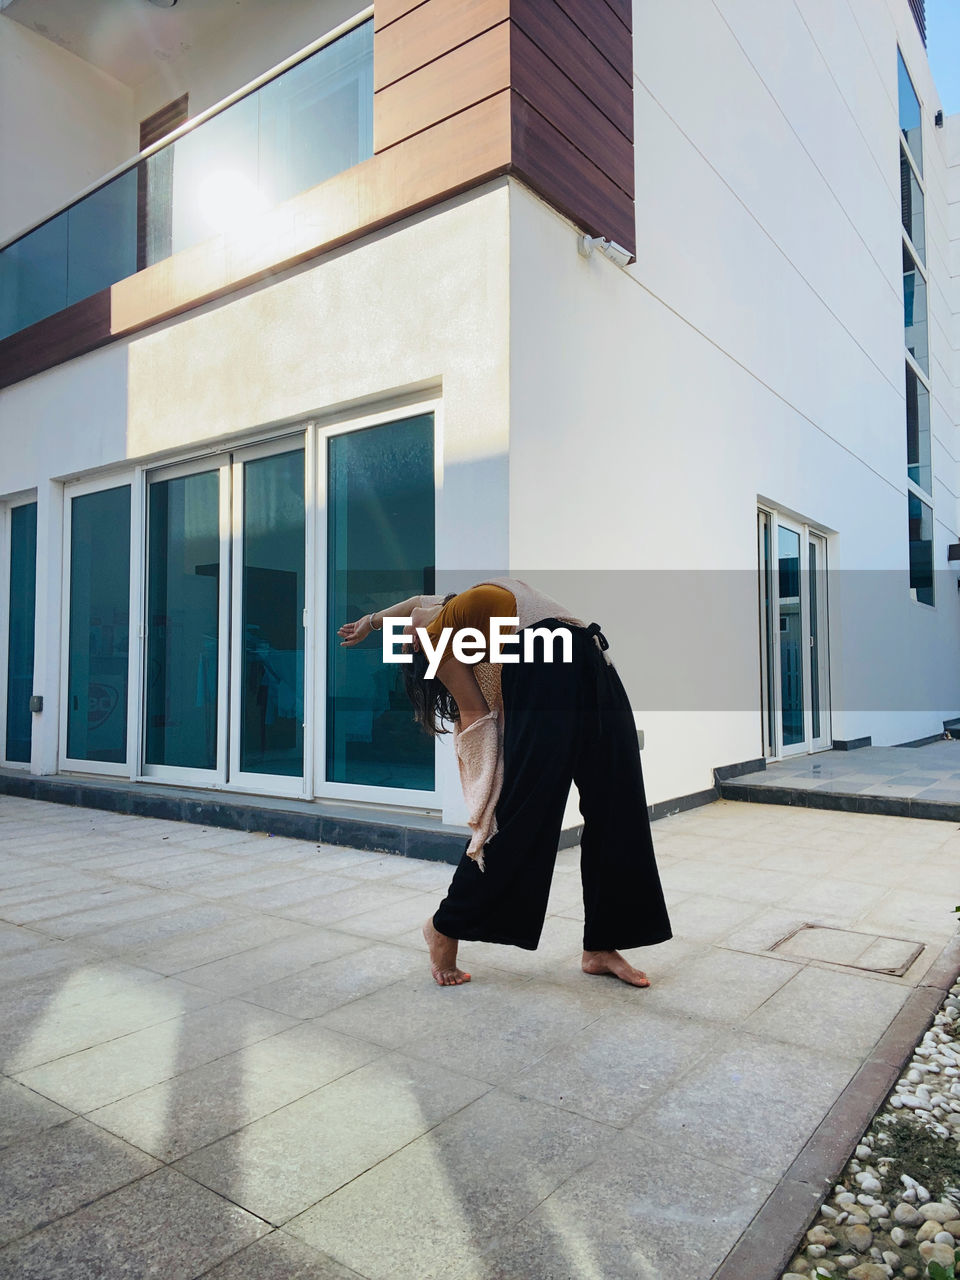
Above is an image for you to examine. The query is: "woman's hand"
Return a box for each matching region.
[338,614,373,647]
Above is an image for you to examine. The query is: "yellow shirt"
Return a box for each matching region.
[423,584,516,674]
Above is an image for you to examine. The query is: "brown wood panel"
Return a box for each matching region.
[512,0,632,140]
[375,0,509,90]
[511,91,635,254]
[511,25,633,197]
[375,0,428,31]
[374,21,509,152]
[0,293,111,391]
[139,94,189,151]
[549,0,631,85]
[603,0,631,35]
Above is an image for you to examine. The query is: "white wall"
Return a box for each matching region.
[0,19,136,243]
[507,0,960,808]
[0,182,512,824]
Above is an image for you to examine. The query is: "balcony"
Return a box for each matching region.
[0,16,374,342]
[0,0,636,390]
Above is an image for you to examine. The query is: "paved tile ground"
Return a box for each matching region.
[0,795,957,1279]
[733,737,960,801]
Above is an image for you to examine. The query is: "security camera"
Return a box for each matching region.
[577,234,633,268]
[602,240,633,267]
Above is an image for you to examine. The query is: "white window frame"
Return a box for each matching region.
[758,506,832,759]
[0,492,39,769]
[135,455,233,789]
[227,431,313,800]
[59,471,139,778]
[312,397,442,809]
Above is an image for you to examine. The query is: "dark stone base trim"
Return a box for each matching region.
[647,785,718,821]
[832,736,872,751]
[0,770,470,864]
[717,780,960,823]
[713,757,766,783]
[711,935,960,1280]
[896,732,947,748]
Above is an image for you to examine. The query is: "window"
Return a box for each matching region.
[908,492,934,606]
[66,485,132,765]
[903,243,928,375]
[898,49,934,607]
[326,415,436,790]
[900,145,925,261]
[905,363,931,495]
[4,501,37,764]
[898,50,923,175]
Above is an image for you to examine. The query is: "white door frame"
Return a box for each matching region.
[227,432,311,799]
[59,472,139,777]
[312,400,441,808]
[136,455,232,789]
[0,493,39,769]
[758,505,832,759]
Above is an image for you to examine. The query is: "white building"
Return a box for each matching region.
[0,0,957,851]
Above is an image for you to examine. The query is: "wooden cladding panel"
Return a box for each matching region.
[511,92,635,254]
[512,0,631,140]
[0,292,111,389]
[139,94,189,150]
[511,25,632,198]
[373,21,509,152]
[603,0,631,35]
[375,0,428,30]
[549,0,631,85]
[375,0,509,90]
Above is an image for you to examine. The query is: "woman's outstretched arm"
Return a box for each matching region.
[338,595,442,647]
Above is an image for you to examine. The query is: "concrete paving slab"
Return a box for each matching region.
[126,912,311,975]
[14,997,298,1113]
[173,926,369,996]
[0,1117,158,1247]
[625,1032,860,1179]
[508,1007,721,1127]
[242,941,426,1019]
[742,963,910,1054]
[87,1020,383,1160]
[0,1167,269,1280]
[173,1052,491,1224]
[201,1231,366,1279]
[452,1130,777,1280]
[0,1079,73,1151]
[285,1088,612,1280]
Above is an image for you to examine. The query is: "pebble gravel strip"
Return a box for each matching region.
[780,978,960,1280]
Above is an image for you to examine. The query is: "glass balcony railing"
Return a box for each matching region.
[0,18,373,342]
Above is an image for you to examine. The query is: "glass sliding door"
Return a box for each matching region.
[778,525,804,750]
[757,508,831,757]
[66,485,132,768]
[231,443,307,791]
[5,502,37,764]
[143,465,225,779]
[324,413,435,795]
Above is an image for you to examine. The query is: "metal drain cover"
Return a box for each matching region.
[770,924,923,976]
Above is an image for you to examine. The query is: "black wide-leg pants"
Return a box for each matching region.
[432,621,673,952]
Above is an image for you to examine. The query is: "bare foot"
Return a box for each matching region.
[581,950,650,987]
[423,918,471,987]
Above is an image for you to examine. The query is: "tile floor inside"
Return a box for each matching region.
[0,795,957,1280]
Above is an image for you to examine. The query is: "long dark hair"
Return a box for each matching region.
[401,593,459,736]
